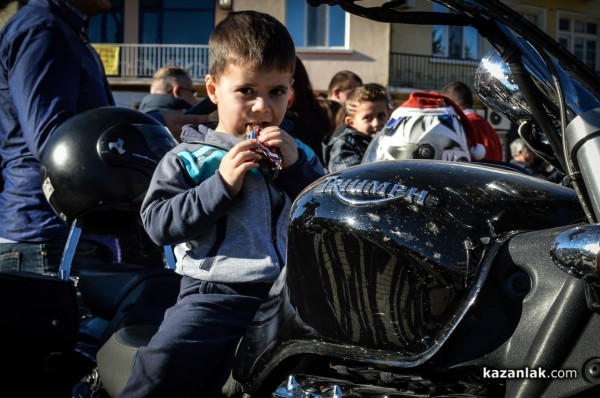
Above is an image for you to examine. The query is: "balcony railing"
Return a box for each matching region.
[96,44,596,93]
[389,52,479,92]
[92,43,210,83]
[94,44,480,91]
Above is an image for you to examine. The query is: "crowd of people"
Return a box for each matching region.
[0,1,563,397]
[131,60,562,183]
[126,43,557,183]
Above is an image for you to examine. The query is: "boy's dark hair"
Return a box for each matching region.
[441,81,474,109]
[209,11,296,78]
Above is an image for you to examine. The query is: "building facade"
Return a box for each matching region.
[1,0,599,108]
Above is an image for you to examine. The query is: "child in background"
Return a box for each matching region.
[442,81,503,162]
[322,83,390,173]
[118,10,324,398]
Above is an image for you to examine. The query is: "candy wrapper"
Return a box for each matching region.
[246,125,283,177]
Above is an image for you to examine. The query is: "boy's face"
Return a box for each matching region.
[206,64,294,138]
[346,100,390,137]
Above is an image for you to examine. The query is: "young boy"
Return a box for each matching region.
[322,83,390,173]
[118,11,324,398]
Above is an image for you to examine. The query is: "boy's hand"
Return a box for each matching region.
[219,140,261,196]
[256,126,299,168]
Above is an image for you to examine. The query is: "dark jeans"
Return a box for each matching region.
[118,277,270,398]
[0,239,114,276]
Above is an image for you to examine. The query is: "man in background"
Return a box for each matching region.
[510,138,562,182]
[442,81,504,162]
[327,70,363,106]
[138,65,199,114]
[324,70,363,125]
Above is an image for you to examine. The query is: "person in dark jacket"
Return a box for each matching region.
[510,138,563,182]
[0,0,118,273]
[0,0,210,274]
[138,64,199,113]
[118,11,324,398]
[322,83,390,173]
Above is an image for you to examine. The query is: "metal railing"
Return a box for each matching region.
[93,43,210,83]
[95,44,480,90]
[389,52,479,91]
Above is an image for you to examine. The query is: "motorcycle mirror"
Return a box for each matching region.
[475,47,566,173]
[474,49,533,128]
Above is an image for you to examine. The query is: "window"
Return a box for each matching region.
[522,12,539,27]
[558,15,598,71]
[516,5,545,30]
[431,3,479,60]
[88,0,123,43]
[286,0,346,48]
[140,0,214,44]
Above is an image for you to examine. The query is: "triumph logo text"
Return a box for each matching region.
[314,176,438,207]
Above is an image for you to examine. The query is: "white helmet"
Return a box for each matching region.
[362,92,484,163]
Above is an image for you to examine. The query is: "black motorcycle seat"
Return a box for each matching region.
[97,325,243,398]
[77,264,180,321]
[97,325,158,397]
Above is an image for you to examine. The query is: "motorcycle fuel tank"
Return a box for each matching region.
[234,160,585,390]
[286,161,583,358]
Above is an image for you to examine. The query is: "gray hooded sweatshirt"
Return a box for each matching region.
[141,124,324,283]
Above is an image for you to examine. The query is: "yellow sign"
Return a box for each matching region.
[92,44,120,76]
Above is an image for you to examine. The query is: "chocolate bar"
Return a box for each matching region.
[246,125,282,177]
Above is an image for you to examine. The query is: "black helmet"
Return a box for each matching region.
[40,106,177,235]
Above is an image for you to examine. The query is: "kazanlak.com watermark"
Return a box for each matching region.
[483,366,578,379]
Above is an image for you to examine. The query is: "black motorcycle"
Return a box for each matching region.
[229,1,600,397]
[2,1,600,398]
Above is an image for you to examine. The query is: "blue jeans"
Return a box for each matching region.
[118,277,270,398]
[0,239,114,276]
